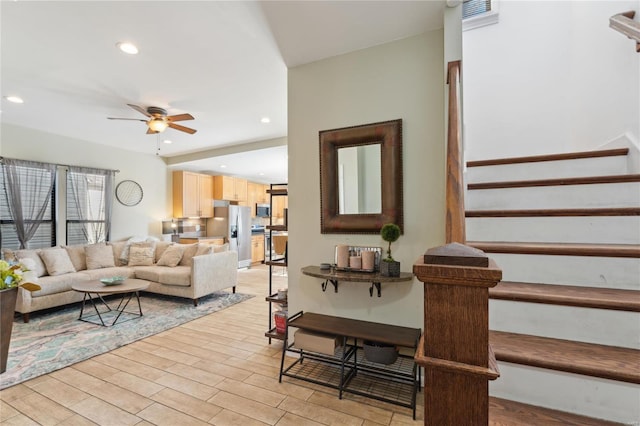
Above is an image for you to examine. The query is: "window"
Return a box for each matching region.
[463,0,491,19]
[66,167,116,245]
[463,0,499,31]
[0,161,56,250]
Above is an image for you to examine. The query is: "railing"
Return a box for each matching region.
[445,60,466,244]
[610,11,640,52]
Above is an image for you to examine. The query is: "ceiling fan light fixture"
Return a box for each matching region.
[148,118,168,132]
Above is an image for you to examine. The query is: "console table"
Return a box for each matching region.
[279,311,422,418]
[301,265,413,297]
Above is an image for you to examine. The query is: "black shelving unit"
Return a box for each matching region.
[265,183,288,343]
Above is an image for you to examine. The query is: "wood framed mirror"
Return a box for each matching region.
[319,119,403,234]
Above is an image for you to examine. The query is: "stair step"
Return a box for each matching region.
[468,174,640,190]
[467,148,629,168]
[466,207,640,217]
[488,397,621,425]
[490,282,640,312]
[468,241,640,258]
[490,331,640,384]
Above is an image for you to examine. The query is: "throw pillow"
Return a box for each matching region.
[155,241,173,263]
[14,249,48,277]
[178,243,198,266]
[108,241,127,266]
[85,244,116,269]
[211,243,229,253]
[156,244,185,267]
[39,248,76,276]
[63,244,87,271]
[128,246,155,266]
[195,243,213,257]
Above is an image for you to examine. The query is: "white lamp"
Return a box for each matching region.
[148,118,168,133]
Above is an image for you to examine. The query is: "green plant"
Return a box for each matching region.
[0,259,40,292]
[380,223,401,262]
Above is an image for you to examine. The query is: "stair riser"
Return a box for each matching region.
[466,155,629,183]
[490,300,640,349]
[489,362,640,424]
[487,253,640,290]
[465,182,640,210]
[467,216,640,244]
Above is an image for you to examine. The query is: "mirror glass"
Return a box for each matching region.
[338,144,382,214]
[319,119,403,234]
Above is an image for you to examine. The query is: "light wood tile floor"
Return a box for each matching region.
[0,265,423,425]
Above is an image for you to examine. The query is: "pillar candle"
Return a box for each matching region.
[362,250,376,271]
[336,245,350,268]
[350,256,362,270]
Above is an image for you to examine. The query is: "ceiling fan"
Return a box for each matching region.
[108,104,197,134]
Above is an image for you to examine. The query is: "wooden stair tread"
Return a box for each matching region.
[466,207,640,217]
[468,174,640,190]
[489,397,621,425]
[468,148,629,168]
[490,282,640,312]
[468,241,640,258]
[490,331,640,384]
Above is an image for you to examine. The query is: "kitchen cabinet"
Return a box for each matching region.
[173,171,214,218]
[251,234,265,263]
[247,181,269,217]
[213,176,247,202]
[272,194,288,219]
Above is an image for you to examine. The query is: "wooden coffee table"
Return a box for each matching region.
[72,279,149,326]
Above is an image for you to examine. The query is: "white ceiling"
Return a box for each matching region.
[1,1,444,184]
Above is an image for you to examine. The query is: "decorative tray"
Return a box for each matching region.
[334,245,383,273]
[100,277,126,286]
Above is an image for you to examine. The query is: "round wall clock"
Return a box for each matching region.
[115,180,143,206]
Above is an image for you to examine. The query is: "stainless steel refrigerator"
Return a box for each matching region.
[207,205,252,268]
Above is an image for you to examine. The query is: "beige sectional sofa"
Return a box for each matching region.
[3,240,238,322]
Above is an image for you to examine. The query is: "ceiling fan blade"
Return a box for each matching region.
[168,122,197,134]
[167,113,194,122]
[146,128,159,134]
[127,104,151,117]
[107,117,147,121]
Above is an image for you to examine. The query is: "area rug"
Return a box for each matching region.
[0,291,253,390]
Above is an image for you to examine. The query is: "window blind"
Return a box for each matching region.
[463,0,491,19]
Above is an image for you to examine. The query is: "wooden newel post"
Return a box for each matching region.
[413,242,502,425]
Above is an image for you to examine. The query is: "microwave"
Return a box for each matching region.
[256,203,270,217]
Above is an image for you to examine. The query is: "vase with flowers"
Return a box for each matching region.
[1,258,40,373]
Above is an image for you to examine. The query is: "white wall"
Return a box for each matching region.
[1,123,171,242]
[463,0,640,160]
[288,31,445,329]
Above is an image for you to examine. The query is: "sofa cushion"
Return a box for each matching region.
[79,267,135,281]
[39,247,76,276]
[178,244,198,267]
[108,241,128,266]
[211,243,229,253]
[85,244,116,269]
[119,238,156,265]
[156,244,184,267]
[31,272,90,297]
[63,244,87,271]
[128,246,154,266]
[155,241,173,263]
[13,249,48,277]
[133,265,191,287]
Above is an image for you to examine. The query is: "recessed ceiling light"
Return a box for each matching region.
[4,96,24,104]
[261,117,271,124]
[116,42,138,55]
[220,165,227,168]
[259,172,265,176]
[163,139,172,144]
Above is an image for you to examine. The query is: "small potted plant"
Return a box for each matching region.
[0,259,40,373]
[379,223,401,277]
